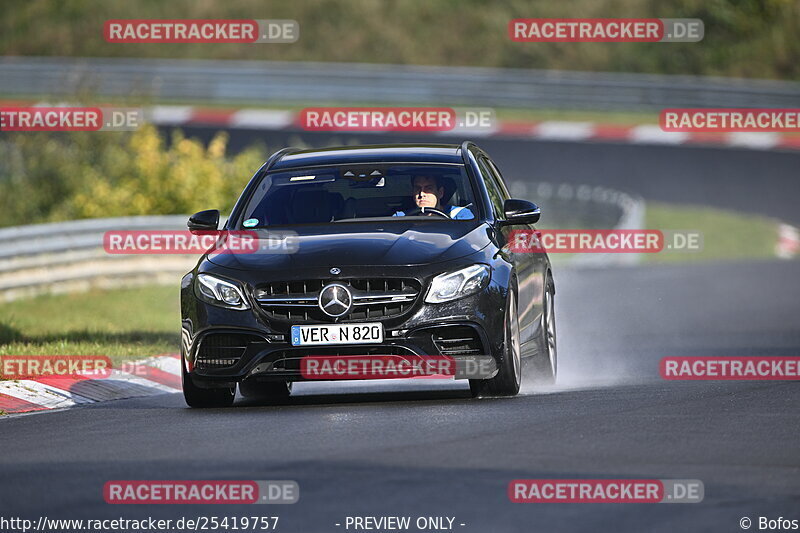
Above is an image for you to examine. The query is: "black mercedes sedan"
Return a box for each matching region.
[180,142,556,407]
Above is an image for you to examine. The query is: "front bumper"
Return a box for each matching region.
[181,276,506,386]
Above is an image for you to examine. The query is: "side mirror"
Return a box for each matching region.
[501,199,540,225]
[188,209,220,232]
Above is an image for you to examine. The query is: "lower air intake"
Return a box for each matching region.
[195,333,262,370]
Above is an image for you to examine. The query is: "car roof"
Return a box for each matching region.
[269,143,465,171]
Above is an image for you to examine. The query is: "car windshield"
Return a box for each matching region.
[237,164,477,227]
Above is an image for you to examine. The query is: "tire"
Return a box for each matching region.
[470,287,522,397]
[181,358,236,408]
[528,275,557,385]
[238,379,292,404]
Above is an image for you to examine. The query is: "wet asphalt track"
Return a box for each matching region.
[1,133,798,533]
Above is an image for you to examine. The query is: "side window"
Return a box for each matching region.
[486,159,511,200]
[477,156,505,217]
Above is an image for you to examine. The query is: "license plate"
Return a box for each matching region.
[291,323,384,346]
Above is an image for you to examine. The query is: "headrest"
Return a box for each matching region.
[289,189,332,224]
[439,176,457,204]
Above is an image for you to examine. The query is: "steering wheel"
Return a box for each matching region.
[405,206,451,219]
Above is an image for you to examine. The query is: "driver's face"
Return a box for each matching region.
[412,176,444,208]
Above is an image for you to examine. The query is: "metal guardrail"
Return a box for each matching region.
[0,216,188,260]
[1,56,798,111]
[509,181,645,266]
[0,216,197,301]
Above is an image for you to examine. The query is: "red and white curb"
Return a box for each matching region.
[3,101,799,152]
[0,354,181,415]
[776,224,800,259]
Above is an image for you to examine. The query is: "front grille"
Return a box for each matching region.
[195,333,263,370]
[255,278,421,323]
[431,326,484,356]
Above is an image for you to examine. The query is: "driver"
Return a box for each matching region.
[393,175,474,219]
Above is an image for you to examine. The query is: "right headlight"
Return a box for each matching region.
[195,273,250,310]
[425,264,491,304]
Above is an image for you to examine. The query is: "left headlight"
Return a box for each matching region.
[195,274,250,310]
[425,264,491,304]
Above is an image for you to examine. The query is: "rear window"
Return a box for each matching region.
[237,164,478,227]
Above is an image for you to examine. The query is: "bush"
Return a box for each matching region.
[0,125,267,226]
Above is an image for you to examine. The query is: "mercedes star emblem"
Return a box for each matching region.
[318,283,352,318]
[330,267,341,275]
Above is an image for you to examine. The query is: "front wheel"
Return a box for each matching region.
[470,288,522,397]
[182,358,236,408]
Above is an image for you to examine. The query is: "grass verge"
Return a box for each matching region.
[644,202,780,263]
[0,286,179,370]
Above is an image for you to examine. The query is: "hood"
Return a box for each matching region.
[206,220,491,271]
